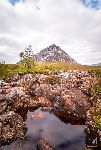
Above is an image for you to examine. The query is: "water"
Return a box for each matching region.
[1,108,86,150]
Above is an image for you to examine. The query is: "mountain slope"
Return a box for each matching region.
[33,44,76,63]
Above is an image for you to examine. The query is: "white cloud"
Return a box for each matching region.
[0,0,101,65]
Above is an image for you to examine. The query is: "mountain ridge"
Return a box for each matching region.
[33,44,76,63]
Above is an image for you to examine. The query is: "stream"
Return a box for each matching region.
[1,108,86,150]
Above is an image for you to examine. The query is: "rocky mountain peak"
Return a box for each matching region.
[34,44,76,62]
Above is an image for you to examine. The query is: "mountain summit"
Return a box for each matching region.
[34,44,76,62]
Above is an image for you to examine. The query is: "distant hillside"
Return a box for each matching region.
[33,44,76,63]
[92,63,101,66]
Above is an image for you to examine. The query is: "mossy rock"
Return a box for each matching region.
[18,81,30,87]
[44,75,59,85]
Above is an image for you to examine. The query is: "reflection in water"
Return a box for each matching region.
[16,108,36,122]
[1,108,86,150]
[53,108,86,125]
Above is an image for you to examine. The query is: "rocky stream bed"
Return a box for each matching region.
[0,70,101,149]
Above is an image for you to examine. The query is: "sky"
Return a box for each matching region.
[0,0,101,65]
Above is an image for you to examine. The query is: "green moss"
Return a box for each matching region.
[90,106,101,130]
[5,100,11,106]
[93,115,101,129]
[95,86,101,98]
[44,75,59,85]
[94,69,101,98]
[4,116,9,124]
[18,81,29,87]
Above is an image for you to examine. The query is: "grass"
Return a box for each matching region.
[0,62,101,79]
[0,64,18,79]
[93,115,101,129]
[94,69,101,98]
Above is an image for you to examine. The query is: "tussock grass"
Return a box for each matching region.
[0,61,101,79]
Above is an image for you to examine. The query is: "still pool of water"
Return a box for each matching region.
[1,108,86,150]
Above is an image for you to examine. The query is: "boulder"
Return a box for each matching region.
[58,70,95,94]
[5,87,30,109]
[0,111,27,146]
[0,94,5,102]
[53,108,86,125]
[58,88,90,118]
[40,106,54,112]
[29,97,52,108]
[5,74,20,83]
[0,94,7,115]
[29,83,68,102]
[29,82,90,118]
[17,74,33,85]
[0,101,7,115]
[31,113,44,119]
[37,139,53,150]
[0,80,10,89]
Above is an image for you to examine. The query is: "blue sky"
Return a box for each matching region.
[9,0,101,9]
[9,0,25,5]
[81,0,101,9]
[0,0,101,65]
[9,0,20,5]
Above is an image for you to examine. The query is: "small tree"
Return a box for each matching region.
[19,45,36,73]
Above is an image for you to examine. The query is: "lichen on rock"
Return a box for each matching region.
[0,111,27,146]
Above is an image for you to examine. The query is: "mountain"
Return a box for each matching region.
[33,44,76,63]
[92,63,101,66]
